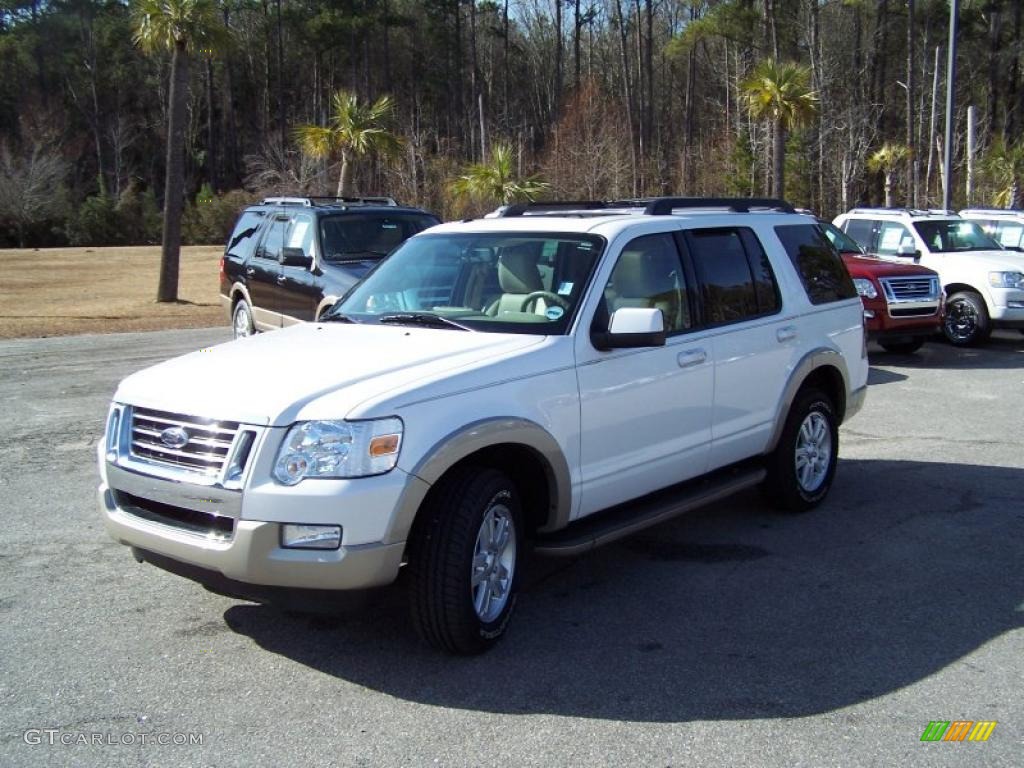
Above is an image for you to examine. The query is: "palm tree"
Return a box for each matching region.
[741,60,818,199]
[294,90,403,197]
[449,144,550,206]
[867,143,912,208]
[982,140,1024,208]
[132,0,226,303]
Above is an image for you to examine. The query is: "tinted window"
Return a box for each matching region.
[603,233,691,334]
[256,217,286,260]
[285,214,315,258]
[843,218,875,249]
[225,211,265,258]
[775,224,857,305]
[320,213,437,261]
[740,229,782,314]
[820,220,864,254]
[686,228,760,325]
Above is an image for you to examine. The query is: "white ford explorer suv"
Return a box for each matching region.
[833,208,1024,345]
[98,197,867,654]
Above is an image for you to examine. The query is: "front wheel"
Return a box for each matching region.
[943,291,991,347]
[879,337,926,354]
[232,299,255,339]
[764,388,839,512]
[407,467,523,654]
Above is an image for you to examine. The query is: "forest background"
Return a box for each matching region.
[1,0,1022,248]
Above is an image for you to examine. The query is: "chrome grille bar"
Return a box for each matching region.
[129,407,240,477]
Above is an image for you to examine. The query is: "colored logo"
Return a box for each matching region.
[920,721,997,742]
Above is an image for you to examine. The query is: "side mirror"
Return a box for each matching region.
[279,247,312,268]
[592,307,666,350]
[896,243,920,261]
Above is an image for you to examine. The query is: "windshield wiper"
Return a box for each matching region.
[378,313,473,331]
[320,310,359,324]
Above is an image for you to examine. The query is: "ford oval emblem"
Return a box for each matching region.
[159,426,190,449]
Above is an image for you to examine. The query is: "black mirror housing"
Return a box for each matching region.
[279,247,312,268]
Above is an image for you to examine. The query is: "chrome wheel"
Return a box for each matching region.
[944,297,977,343]
[795,412,832,493]
[470,502,516,623]
[233,302,253,338]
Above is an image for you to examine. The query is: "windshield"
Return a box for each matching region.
[319,213,437,261]
[336,232,604,334]
[912,220,1002,253]
[819,221,865,255]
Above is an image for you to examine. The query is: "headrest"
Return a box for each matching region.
[498,244,543,293]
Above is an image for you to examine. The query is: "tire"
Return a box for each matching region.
[407,467,523,655]
[764,388,839,512]
[232,299,254,339]
[943,291,991,347]
[879,338,926,354]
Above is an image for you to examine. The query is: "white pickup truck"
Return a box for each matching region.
[99,198,867,654]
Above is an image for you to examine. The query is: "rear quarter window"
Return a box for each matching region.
[225,211,265,259]
[775,224,857,305]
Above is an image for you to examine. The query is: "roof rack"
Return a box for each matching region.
[642,197,795,215]
[261,195,399,207]
[848,207,958,217]
[959,208,1023,216]
[491,196,797,218]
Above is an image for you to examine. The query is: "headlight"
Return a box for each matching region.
[852,278,878,299]
[988,271,1024,289]
[273,417,403,485]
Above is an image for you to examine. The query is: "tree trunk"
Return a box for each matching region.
[613,0,638,194]
[157,42,189,304]
[573,0,581,92]
[554,0,562,119]
[206,56,217,192]
[337,150,350,197]
[906,0,915,206]
[773,118,785,199]
[884,171,893,207]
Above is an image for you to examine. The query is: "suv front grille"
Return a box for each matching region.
[130,407,240,477]
[880,276,941,317]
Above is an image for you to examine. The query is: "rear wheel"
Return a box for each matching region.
[232,299,254,339]
[407,467,523,654]
[764,388,838,512]
[879,338,926,354]
[943,291,990,346]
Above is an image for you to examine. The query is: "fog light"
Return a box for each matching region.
[281,524,342,550]
[863,309,875,319]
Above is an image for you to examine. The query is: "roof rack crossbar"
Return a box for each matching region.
[644,197,795,215]
[498,201,613,217]
[261,195,399,207]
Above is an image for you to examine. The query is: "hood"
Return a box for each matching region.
[114,322,544,426]
[938,249,1024,272]
[841,253,938,277]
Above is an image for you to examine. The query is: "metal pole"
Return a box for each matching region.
[942,0,958,211]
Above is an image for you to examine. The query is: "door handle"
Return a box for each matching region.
[677,349,706,368]
[245,268,255,277]
[276,275,287,284]
[776,325,797,343]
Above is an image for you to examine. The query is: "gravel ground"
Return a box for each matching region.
[1,327,1021,767]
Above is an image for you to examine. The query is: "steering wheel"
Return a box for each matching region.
[520,291,570,313]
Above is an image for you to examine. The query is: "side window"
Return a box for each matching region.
[285,214,315,260]
[685,228,764,325]
[843,218,875,250]
[225,211,265,259]
[876,221,913,255]
[739,230,782,314]
[603,233,691,334]
[774,224,857,305]
[256,216,286,261]
[994,221,1024,248]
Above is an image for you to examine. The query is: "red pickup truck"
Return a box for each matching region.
[820,220,943,354]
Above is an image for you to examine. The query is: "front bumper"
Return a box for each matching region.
[100,482,406,590]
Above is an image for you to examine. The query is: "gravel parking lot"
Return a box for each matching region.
[1,328,1021,767]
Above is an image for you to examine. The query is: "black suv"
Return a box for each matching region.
[220,196,439,338]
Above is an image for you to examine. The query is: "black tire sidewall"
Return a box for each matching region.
[233,300,253,337]
[768,389,839,511]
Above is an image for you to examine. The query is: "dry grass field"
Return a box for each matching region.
[0,245,225,339]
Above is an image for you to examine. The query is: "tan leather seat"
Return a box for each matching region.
[608,247,686,331]
[487,244,545,315]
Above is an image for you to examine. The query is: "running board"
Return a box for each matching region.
[533,462,767,557]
